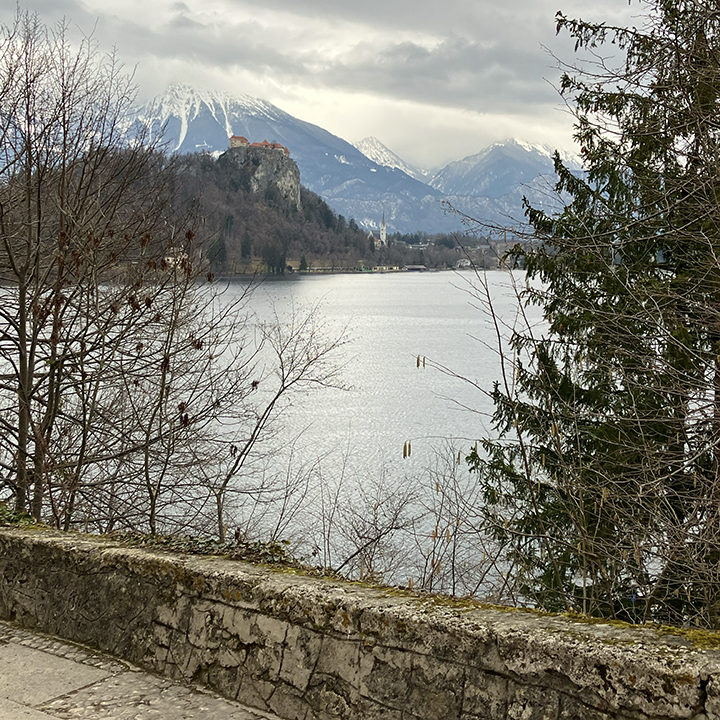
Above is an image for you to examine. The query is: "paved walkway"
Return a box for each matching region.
[0,621,280,720]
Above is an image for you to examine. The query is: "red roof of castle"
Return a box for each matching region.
[247,139,290,155]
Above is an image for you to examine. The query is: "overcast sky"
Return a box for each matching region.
[1,1,637,168]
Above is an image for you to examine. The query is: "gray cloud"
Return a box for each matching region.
[0,0,613,113]
[321,35,558,113]
[219,0,554,39]
[0,0,632,163]
[77,2,567,114]
[111,15,310,81]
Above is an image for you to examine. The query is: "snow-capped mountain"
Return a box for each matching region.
[429,139,578,198]
[130,85,290,154]
[352,137,429,183]
[129,85,446,233]
[129,86,575,233]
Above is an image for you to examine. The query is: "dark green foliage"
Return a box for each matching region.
[263,184,281,207]
[241,231,252,259]
[391,231,425,245]
[262,237,287,275]
[0,502,33,526]
[207,234,227,265]
[320,203,336,230]
[470,0,720,628]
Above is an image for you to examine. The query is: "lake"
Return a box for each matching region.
[227,269,533,474]
[216,269,542,593]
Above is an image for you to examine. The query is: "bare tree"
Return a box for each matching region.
[0,12,346,541]
[0,11,187,517]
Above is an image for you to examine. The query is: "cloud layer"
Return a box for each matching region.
[0,0,634,167]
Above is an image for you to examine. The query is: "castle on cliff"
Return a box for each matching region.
[223,134,301,212]
[229,135,290,156]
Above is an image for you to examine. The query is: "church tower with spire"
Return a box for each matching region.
[367,211,388,249]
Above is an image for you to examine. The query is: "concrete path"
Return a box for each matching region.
[0,621,280,720]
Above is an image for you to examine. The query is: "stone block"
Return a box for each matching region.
[267,683,313,720]
[155,601,180,628]
[279,625,323,691]
[235,675,274,711]
[242,637,285,683]
[153,622,171,647]
[253,613,289,646]
[358,643,413,709]
[222,607,257,644]
[462,666,507,719]
[166,636,201,680]
[507,682,560,720]
[206,663,242,700]
[156,594,191,631]
[152,645,169,668]
[217,646,247,668]
[405,653,464,720]
[305,679,353,719]
[315,636,362,686]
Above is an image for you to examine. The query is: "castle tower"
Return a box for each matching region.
[229,135,249,149]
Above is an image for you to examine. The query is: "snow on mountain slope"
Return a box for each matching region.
[132,84,315,154]
[129,87,574,233]
[430,139,581,198]
[352,137,429,182]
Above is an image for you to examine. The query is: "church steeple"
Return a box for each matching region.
[380,211,386,244]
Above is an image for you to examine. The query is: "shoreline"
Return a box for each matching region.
[217,266,496,280]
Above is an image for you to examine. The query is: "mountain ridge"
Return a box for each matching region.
[352,136,430,183]
[129,84,575,234]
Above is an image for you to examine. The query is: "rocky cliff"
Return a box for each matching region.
[218,145,302,212]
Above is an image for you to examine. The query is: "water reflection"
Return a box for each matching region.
[224,270,535,476]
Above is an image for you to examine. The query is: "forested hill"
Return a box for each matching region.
[176,151,371,273]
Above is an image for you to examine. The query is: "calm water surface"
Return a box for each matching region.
[224,270,538,480]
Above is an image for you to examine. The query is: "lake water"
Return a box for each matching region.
[213,270,544,592]
[226,269,536,479]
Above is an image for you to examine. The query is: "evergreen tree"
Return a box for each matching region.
[470,0,720,628]
[208,234,227,267]
[241,231,252,259]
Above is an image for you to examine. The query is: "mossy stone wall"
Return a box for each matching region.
[0,527,718,720]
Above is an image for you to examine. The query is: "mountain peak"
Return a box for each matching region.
[497,138,581,166]
[134,85,293,152]
[352,136,429,182]
[128,84,569,233]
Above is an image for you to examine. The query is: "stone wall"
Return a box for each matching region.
[0,527,718,720]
